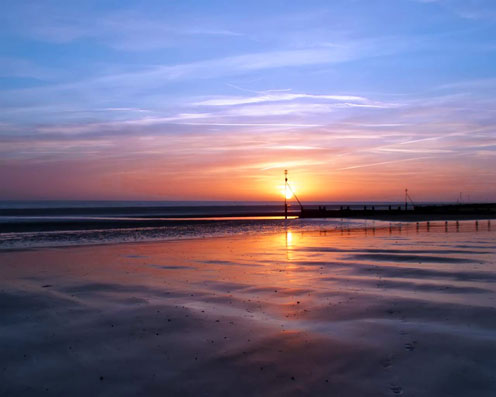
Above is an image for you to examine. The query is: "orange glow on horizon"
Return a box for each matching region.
[3,146,494,202]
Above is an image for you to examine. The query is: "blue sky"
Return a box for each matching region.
[1,0,495,201]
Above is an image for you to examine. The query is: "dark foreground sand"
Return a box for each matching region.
[1,221,495,396]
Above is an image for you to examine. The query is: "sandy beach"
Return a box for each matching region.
[1,221,495,396]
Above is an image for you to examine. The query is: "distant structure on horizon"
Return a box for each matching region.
[284,170,303,219]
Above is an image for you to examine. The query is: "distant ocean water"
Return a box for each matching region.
[0,201,287,218]
[0,200,281,209]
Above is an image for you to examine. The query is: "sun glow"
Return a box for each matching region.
[279,184,295,200]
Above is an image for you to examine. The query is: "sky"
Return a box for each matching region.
[1,0,495,202]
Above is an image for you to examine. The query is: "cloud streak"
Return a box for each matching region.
[193,93,370,106]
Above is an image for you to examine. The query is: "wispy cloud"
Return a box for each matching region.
[0,44,393,111]
[1,5,244,50]
[411,0,496,20]
[375,148,453,153]
[107,46,359,81]
[193,92,370,106]
[336,156,434,171]
[434,78,496,91]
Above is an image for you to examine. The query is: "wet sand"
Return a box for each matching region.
[1,221,495,396]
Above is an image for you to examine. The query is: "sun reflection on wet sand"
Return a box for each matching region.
[1,220,495,395]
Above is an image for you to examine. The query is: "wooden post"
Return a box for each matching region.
[284,170,288,220]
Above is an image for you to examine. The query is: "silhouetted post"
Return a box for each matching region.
[405,188,408,211]
[284,169,288,220]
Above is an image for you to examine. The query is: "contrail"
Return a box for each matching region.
[336,156,434,171]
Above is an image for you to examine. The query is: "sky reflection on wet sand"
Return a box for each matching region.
[1,221,495,396]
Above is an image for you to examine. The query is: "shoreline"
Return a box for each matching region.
[0,212,494,234]
[0,218,490,251]
[0,218,378,251]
